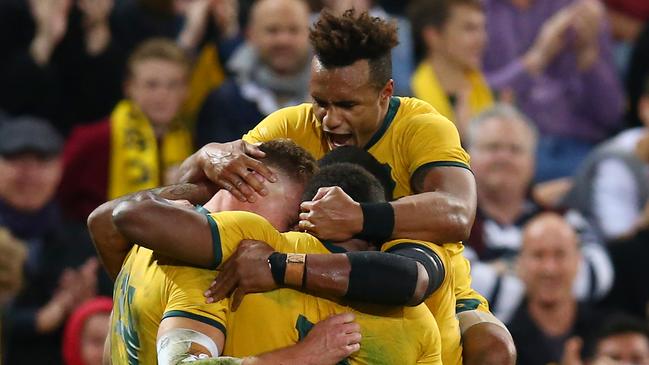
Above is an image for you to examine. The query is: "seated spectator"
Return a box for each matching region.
[195,0,312,146]
[482,0,624,182]
[62,297,112,365]
[0,118,100,365]
[509,212,605,365]
[466,104,613,322]
[584,314,649,365]
[60,38,193,221]
[408,0,493,139]
[563,76,649,241]
[0,0,125,135]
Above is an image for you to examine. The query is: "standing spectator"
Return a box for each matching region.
[62,297,112,365]
[0,0,125,135]
[509,212,605,365]
[563,76,649,241]
[408,0,493,139]
[0,118,100,365]
[195,0,312,146]
[59,38,193,221]
[466,105,613,322]
[482,0,624,182]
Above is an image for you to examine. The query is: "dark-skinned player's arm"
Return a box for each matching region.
[297,165,476,244]
[205,238,443,311]
[87,183,217,279]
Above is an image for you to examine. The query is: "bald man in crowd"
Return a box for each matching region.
[195,0,313,147]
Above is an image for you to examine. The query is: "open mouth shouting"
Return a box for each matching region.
[324,131,355,149]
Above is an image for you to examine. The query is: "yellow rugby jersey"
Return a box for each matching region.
[110,245,227,365]
[242,96,490,314]
[207,211,441,364]
[381,239,462,365]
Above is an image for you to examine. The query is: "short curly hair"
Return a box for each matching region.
[310,9,399,89]
[259,139,318,186]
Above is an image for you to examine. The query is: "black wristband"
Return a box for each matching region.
[355,202,394,243]
[268,252,287,285]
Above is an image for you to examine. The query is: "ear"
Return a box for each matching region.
[421,25,442,56]
[380,79,394,102]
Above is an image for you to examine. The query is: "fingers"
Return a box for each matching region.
[311,187,334,201]
[230,287,245,311]
[242,141,266,159]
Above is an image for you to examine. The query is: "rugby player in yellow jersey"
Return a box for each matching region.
[113,161,445,364]
[88,140,363,364]
[178,8,516,365]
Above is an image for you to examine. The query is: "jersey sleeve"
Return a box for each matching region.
[402,113,471,177]
[242,109,291,144]
[162,266,228,336]
[451,253,491,314]
[206,211,285,268]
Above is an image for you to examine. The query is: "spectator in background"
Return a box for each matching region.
[561,314,649,365]
[563,76,649,241]
[0,118,99,365]
[509,213,604,365]
[60,39,193,222]
[482,0,624,182]
[408,0,493,139]
[0,0,125,135]
[319,0,415,96]
[465,105,613,322]
[195,0,312,146]
[62,297,112,365]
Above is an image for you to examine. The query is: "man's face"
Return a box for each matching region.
[595,333,649,365]
[470,117,535,197]
[0,153,62,212]
[430,5,486,70]
[310,58,393,149]
[126,59,188,131]
[249,0,310,75]
[205,172,304,231]
[518,216,580,306]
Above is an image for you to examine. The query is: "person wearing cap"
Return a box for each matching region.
[0,117,101,365]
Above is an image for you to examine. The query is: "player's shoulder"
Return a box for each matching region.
[269,103,315,124]
[393,97,457,132]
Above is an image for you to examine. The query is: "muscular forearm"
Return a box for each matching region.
[391,192,474,243]
[89,183,217,278]
[111,184,217,268]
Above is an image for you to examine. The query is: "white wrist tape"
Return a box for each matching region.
[157,328,220,364]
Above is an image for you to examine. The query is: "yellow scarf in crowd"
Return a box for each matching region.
[108,100,193,200]
[411,62,494,122]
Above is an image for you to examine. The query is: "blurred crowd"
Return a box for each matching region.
[1,0,649,364]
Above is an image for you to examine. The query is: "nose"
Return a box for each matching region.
[322,107,344,131]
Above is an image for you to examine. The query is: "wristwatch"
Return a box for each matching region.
[284,253,306,288]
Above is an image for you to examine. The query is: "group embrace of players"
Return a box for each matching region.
[89,9,517,365]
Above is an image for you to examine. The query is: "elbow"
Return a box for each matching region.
[87,201,112,236]
[462,322,517,365]
[111,194,150,240]
[444,207,474,243]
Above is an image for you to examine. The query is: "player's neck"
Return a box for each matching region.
[429,55,467,95]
